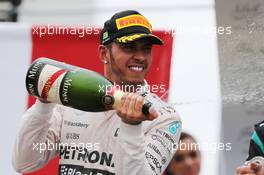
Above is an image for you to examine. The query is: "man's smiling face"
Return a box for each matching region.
[107,39,153,85]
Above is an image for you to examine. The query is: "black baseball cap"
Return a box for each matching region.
[100,10,163,45]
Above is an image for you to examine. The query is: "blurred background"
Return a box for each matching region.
[0,0,263,174]
[216,0,264,174]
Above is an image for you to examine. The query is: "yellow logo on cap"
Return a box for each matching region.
[116,33,147,43]
[116,14,152,31]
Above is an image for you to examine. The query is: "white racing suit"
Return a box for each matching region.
[13,92,181,175]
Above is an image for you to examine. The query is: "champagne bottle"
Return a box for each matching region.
[25,58,151,115]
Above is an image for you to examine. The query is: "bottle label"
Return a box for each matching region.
[60,75,73,104]
[37,64,67,104]
[26,61,45,97]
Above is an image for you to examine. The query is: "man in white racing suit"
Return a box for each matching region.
[13,10,182,175]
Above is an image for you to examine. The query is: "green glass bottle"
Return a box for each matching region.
[25,58,151,114]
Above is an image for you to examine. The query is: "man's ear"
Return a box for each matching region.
[98,45,110,64]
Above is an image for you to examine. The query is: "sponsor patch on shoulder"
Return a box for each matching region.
[167,121,181,135]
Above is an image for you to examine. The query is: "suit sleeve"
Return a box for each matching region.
[12,100,63,173]
[114,104,182,175]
